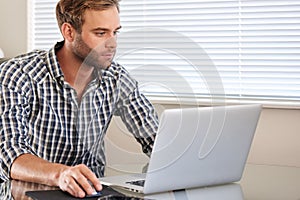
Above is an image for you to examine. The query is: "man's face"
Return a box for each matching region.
[72,6,121,69]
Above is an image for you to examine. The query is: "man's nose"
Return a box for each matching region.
[105,35,117,49]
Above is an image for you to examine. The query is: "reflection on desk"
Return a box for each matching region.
[0,180,58,200]
[144,183,243,200]
[1,164,300,200]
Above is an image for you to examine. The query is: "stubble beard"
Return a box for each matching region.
[72,35,114,70]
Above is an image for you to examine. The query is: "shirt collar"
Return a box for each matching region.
[46,41,65,80]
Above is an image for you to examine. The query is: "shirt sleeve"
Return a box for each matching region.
[114,66,159,156]
[0,180,12,199]
[0,62,35,182]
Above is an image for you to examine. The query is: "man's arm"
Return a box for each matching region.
[10,154,102,198]
[115,65,158,155]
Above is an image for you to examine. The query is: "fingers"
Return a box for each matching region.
[58,164,102,198]
[64,176,86,198]
[79,165,102,192]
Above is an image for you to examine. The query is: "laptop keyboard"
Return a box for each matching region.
[126,179,145,187]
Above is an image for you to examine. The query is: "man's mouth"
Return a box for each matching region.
[102,53,114,59]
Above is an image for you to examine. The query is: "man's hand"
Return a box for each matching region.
[11,154,102,198]
[57,164,102,198]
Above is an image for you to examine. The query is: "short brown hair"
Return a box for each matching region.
[56,0,120,33]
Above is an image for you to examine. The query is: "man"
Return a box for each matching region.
[0,0,158,198]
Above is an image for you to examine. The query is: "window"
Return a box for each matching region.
[28,0,300,108]
[28,0,62,49]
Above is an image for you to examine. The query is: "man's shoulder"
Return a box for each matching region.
[0,49,50,84]
[1,50,47,70]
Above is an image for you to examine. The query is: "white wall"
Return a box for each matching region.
[248,108,300,167]
[0,0,27,58]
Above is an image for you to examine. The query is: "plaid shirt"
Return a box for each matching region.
[0,42,158,182]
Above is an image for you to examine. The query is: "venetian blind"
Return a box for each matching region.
[28,0,300,107]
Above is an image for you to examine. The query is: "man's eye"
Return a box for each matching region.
[96,32,105,36]
[114,31,120,36]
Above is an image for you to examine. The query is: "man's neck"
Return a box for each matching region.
[56,45,95,100]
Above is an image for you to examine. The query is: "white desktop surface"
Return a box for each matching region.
[103,163,300,200]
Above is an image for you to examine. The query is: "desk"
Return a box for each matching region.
[1,164,300,200]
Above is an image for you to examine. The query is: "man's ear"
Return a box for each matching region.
[60,23,76,42]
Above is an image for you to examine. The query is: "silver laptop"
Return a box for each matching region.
[100,104,262,194]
